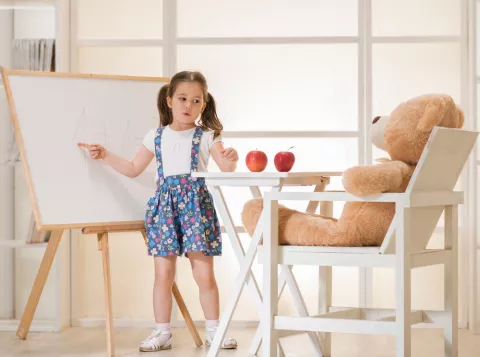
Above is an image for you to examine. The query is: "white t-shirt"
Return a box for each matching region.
[142,125,222,177]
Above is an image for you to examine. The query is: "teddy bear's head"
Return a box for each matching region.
[371,94,464,165]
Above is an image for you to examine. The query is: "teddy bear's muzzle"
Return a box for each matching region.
[370,115,390,151]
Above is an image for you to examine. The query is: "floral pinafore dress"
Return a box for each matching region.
[144,126,222,257]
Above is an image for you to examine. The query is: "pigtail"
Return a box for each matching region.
[158,71,224,137]
[199,92,223,139]
[157,84,172,127]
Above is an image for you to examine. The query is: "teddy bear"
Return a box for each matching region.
[241,94,464,246]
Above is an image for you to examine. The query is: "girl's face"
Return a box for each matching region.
[167,82,206,127]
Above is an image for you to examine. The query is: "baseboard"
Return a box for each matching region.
[2,317,469,333]
[72,317,259,329]
[0,319,61,332]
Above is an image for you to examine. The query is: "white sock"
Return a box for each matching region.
[155,322,171,332]
[205,319,237,347]
[206,319,219,328]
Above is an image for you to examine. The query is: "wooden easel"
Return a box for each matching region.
[16,223,202,357]
[2,69,200,355]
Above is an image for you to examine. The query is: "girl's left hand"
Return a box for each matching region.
[221,147,239,162]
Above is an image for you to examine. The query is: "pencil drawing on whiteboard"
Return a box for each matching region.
[73,105,111,148]
[73,105,157,157]
[73,105,157,195]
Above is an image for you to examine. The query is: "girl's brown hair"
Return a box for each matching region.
[157,71,223,138]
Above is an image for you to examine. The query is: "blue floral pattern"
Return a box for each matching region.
[144,127,222,257]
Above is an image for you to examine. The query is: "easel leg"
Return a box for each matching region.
[98,233,115,357]
[16,229,64,339]
[140,229,201,347]
[172,282,203,347]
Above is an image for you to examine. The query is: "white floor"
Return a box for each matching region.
[1,327,480,357]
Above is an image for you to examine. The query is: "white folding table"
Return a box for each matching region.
[192,171,342,357]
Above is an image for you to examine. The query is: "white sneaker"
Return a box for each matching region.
[205,326,238,349]
[139,329,172,352]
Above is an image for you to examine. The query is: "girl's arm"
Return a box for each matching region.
[210,142,238,172]
[78,143,154,178]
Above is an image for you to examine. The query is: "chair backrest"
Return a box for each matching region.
[406,127,478,193]
[380,127,478,254]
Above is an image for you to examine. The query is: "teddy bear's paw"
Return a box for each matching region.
[241,198,264,237]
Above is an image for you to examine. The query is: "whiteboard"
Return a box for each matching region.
[1,69,169,229]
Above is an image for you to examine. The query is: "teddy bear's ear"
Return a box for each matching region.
[417,96,446,132]
[456,105,465,128]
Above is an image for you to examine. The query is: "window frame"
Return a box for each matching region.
[70,0,474,330]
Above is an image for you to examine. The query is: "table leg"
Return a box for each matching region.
[206,200,268,357]
[250,183,327,356]
[207,185,284,357]
[210,186,263,313]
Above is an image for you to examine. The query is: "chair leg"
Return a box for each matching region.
[396,261,412,357]
[444,205,458,357]
[396,205,411,357]
[318,201,333,357]
[444,259,458,357]
[263,197,279,357]
[318,266,332,357]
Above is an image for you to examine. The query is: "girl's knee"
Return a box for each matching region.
[193,270,217,290]
[155,266,176,284]
[156,271,175,282]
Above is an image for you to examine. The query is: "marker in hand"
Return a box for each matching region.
[77,142,106,160]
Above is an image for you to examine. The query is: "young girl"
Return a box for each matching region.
[78,71,239,352]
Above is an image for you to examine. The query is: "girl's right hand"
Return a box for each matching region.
[77,142,107,160]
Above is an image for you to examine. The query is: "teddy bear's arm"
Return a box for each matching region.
[342,161,411,197]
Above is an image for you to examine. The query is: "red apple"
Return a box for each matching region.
[246,150,268,172]
[274,147,295,172]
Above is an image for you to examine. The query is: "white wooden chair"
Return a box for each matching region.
[260,127,478,357]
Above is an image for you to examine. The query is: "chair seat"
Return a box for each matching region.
[257,245,389,267]
[258,245,380,254]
